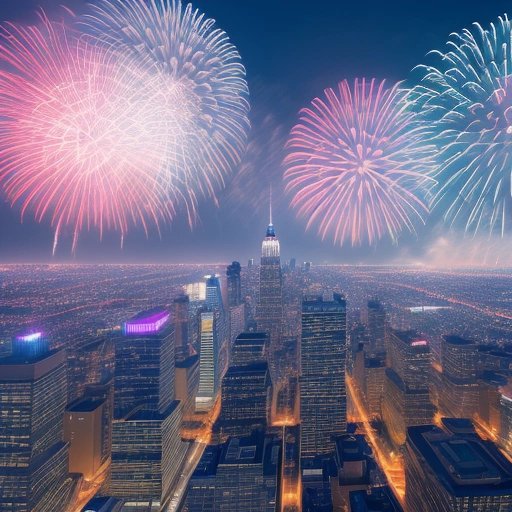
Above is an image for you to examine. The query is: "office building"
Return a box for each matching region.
[0,332,75,512]
[185,431,280,512]
[300,293,347,457]
[215,361,271,438]
[114,309,174,419]
[439,335,479,419]
[64,398,104,480]
[231,331,268,366]
[175,353,200,420]
[196,310,220,412]
[382,331,434,446]
[109,402,186,506]
[405,418,512,511]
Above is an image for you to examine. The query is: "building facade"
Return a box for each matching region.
[300,293,347,457]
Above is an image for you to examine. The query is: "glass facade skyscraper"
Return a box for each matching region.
[300,293,347,457]
[0,335,76,511]
[114,308,174,419]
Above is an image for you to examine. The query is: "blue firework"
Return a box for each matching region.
[412,15,512,236]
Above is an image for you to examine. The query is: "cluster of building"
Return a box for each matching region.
[3,212,512,512]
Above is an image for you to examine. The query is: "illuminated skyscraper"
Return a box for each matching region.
[300,293,347,457]
[113,308,174,419]
[256,198,283,364]
[110,310,185,506]
[0,332,76,511]
[405,419,512,511]
[227,261,242,307]
[382,330,434,447]
[196,310,220,412]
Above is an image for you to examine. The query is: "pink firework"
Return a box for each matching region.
[0,14,178,253]
[284,78,435,246]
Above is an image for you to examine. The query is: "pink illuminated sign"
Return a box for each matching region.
[124,310,170,335]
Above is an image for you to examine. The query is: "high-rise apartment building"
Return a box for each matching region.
[405,418,512,511]
[0,332,76,512]
[382,330,434,446]
[300,293,347,457]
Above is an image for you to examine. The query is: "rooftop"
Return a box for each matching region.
[444,335,474,346]
[67,398,104,413]
[407,420,512,497]
[123,307,170,335]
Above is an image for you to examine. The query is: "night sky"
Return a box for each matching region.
[0,0,510,264]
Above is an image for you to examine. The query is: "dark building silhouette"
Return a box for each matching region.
[227,261,242,307]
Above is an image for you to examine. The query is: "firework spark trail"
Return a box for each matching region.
[284,78,435,247]
[0,13,182,253]
[412,15,512,236]
[83,0,250,221]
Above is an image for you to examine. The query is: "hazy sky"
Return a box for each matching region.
[0,0,511,264]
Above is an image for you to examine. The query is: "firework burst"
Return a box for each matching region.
[284,78,435,246]
[84,0,250,212]
[412,15,512,236]
[0,14,180,252]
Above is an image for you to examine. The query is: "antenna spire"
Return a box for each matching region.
[269,184,273,225]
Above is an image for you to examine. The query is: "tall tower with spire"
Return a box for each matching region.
[256,188,283,373]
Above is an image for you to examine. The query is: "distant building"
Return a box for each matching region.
[173,294,191,361]
[114,308,174,419]
[367,299,386,356]
[196,310,220,412]
[226,261,242,307]
[477,371,507,439]
[256,206,283,368]
[0,332,76,511]
[438,335,479,419]
[185,431,280,512]
[382,330,434,446]
[405,418,512,511]
[300,293,347,457]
